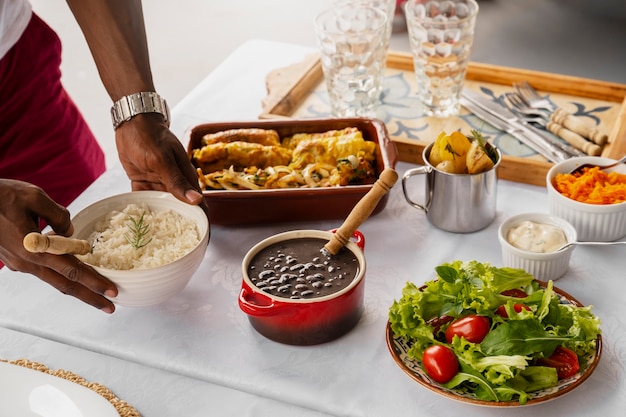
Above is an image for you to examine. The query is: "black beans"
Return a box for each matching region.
[247,237,359,299]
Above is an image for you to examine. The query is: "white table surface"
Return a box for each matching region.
[1,40,625,416]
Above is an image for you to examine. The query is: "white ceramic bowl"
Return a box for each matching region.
[498,213,577,281]
[71,191,210,307]
[547,156,626,242]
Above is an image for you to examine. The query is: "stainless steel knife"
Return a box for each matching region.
[460,98,561,162]
[460,90,572,163]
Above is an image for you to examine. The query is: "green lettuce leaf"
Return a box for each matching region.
[508,366,558,393]
[481,319,571,356]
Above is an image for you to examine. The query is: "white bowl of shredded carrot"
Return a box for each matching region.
[547,156,626,241]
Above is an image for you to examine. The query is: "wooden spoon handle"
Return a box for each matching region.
[324,168,398,255]
[23,232,92,255]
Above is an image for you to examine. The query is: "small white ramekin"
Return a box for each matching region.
[546,156,626,242]
[498,213,578,281]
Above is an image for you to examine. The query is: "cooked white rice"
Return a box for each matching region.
[79,203,200,270]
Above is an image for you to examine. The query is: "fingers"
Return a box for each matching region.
[136,123,204,205]
[0,180,117,313]
[38,199,74,237]
[115,114,208,211]
[2,180,73,236]
[131,176,209,216]
[28,253,118,313]
[162,149,205,205]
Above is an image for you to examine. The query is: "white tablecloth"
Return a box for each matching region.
[1,40,625,416]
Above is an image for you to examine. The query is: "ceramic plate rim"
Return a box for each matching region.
[0,361,120,416]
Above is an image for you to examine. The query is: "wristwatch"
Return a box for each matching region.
[110,91,170,130]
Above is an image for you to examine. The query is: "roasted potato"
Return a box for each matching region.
[467,140,495,174]
[429,131,472,174]
[429,130,497,174]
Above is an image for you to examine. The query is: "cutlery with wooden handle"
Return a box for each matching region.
[545,121,602,156]
[551,108,608,146]
[513,81,608,146]
[23,232,92,255]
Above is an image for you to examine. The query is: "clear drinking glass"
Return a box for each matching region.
[404,0,479,117]
[332,0,396,57]
[315,6,388,117]
[332,0,396,103]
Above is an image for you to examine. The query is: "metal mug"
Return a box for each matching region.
[402,142,501,233]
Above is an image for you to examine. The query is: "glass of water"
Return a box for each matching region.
[332,0,396,58]
[315,5,388,118]
[404,0,479,117]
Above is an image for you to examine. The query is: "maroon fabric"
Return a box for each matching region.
[0,13,106,269]
[0,13,106,207]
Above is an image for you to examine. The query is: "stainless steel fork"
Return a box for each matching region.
[514,81,557,112]
[503,93,596,156]
[513,81,608,146]
[505,93,552,121]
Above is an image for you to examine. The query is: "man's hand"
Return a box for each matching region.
[115,113,208,212]
[0,179,118,313]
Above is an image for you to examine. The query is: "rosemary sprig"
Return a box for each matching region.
[124,211,152,249]
[470,129,499,164]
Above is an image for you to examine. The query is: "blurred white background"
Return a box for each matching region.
[29,0,626,168]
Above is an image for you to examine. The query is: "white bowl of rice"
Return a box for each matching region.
[71,191,210,307]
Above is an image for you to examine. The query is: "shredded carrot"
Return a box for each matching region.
[552,166,626,204]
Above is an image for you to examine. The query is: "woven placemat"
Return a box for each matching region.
[1,358,141,417]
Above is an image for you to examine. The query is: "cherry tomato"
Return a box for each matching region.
[422,345,459,384]
[500,289,528,298]
[537,346,580,379]
[445,315,491,344]
[495,303,531,318]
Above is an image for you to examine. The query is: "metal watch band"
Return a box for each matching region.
[110,91,170,130]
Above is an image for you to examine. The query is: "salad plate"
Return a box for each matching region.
[386,280,602,407]
[0,361,120,416]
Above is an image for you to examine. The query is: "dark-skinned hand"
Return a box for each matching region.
[114,113,208,214]
[0,179,118,313]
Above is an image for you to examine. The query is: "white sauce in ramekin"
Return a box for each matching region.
[507,220,567,253]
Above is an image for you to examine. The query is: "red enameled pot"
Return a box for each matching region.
[239,229,366,346]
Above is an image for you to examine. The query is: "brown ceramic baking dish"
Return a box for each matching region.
[185,118,398,225]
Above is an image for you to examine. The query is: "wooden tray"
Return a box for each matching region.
[260,51,626,186]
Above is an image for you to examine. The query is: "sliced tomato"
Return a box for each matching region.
[495,303,531,318]
[445,315,491,344]
[538,346,580,379]
[422,345,459,384]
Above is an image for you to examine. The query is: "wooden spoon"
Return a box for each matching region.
[323,168,398,255]
[23,232,92,255]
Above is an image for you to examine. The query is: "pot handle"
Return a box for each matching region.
[239,288,297,317]
[329,229,365,251]
[401,166,431,212]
